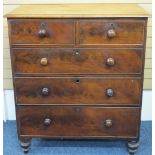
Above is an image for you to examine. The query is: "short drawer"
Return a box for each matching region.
[12,48,143,75]
[79,19,145,45]
[14,77,141,105]
[17,106,140,138]
[8,19,75,45]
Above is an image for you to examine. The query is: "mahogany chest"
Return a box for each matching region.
[6,4,149,154]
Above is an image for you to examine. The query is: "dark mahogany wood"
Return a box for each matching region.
[7,17,148,154]
[14,77,142,105]
[12,48,143,75]
[79,19,145,45]
[17,106,140,137]
[8,19,75,45]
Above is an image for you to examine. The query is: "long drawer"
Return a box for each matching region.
[12,48,143,75]
[17,106,140,138]
[14,77,141,105]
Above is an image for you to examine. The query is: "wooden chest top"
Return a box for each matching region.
[5,4,149,18]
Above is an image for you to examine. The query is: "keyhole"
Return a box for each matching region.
[75,51,79,55]
[75,79,80,84]
[74,49,80,56]
[75,107,81,112]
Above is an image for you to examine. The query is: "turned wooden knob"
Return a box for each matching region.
[42,87,49,96]
[105,119,113,128]
[44,118,52,126]
[106,57,115,66]
[107,29,116,38]
[38,29,47,38]
[106,88,114,97]
[40,58,48,66]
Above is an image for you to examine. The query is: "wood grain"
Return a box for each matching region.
[3,33,152,49]
[3,68,152,79]
[5,78,151,90]
[5,4,149,18]
[2,16,150,27]
[14,77,142,105]
[3,24,153,38]
[8,19,75,45]
[79,19,146,45]
[3,47,152,59]
[12,48,143,75]
[17,106,140,138]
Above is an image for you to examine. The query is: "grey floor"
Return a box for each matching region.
[3,121,152,155]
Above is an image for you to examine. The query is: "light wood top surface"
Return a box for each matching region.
[5,4,149,18]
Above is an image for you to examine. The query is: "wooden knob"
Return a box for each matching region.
[105,119,113,128]
[106,58,115,66]
[106,88,114,97]
[44,118,52,126]
[107,29,116,38]
[38,29,47,38]
[42,87,49,96]
[40,58,48,66]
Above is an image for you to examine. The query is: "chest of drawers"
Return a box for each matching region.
[6,4,149,154]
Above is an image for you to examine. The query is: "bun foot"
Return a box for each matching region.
[127,140,139,155]
[20,140,31,153]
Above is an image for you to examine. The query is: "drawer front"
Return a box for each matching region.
[17,106,140,138]
[14,77,141,105]
[79,19,145,45]
[13,48,143,75]
[8,19,75,45]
